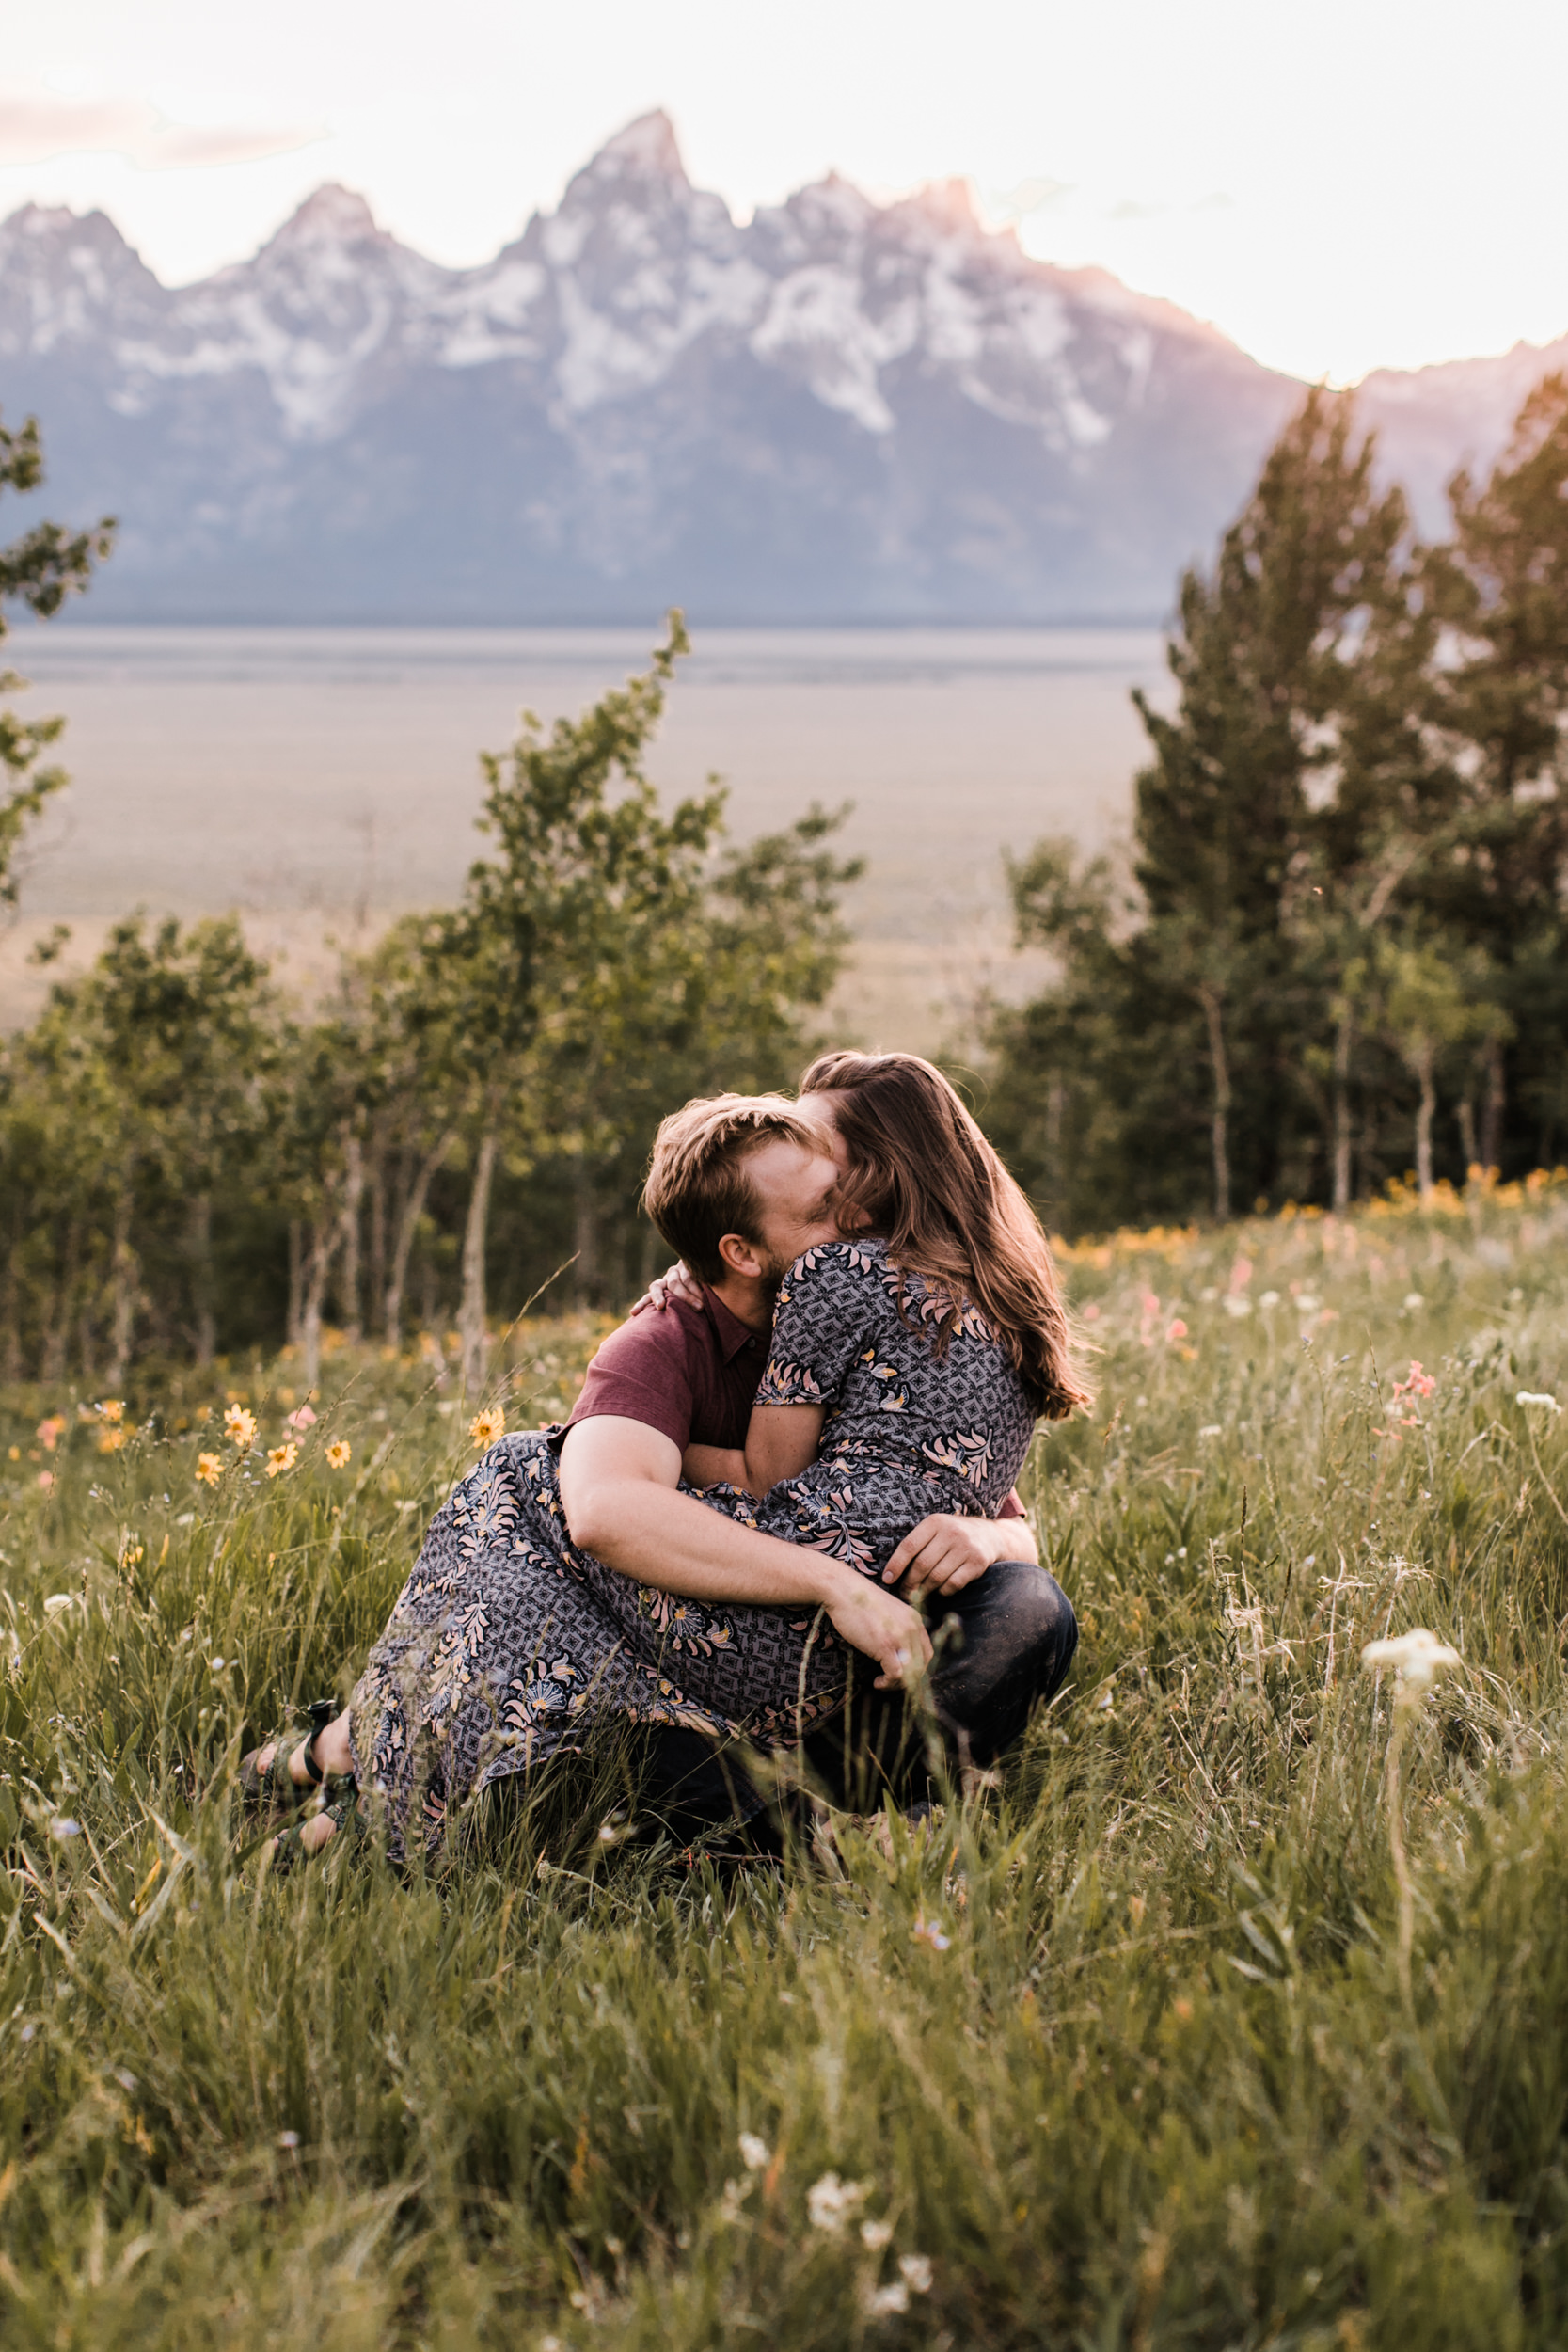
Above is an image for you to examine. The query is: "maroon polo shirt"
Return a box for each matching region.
[562,1287,768,1453]
[557,1284,1025,1520]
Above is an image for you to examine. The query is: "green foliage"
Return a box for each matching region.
[988,378,1568,1234]
[0,619,858,1380]
[2,1192,1568,2342]
[0,411,115,909]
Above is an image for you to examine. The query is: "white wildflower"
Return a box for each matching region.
[738,2132,770,2173]
[1403,1292,1425,1310]
[807,2172,868,2232]
[1517,1391,1561,1414]
[1361,1627,1463,1702]
[1295,1295,1321,1313]
[861,2218,894,2249]
[864,2281,910,2316]
[1222,1294,1253,1318]
[898,2253,934,2294]
[49,1817,81,1839]
[42,1594,73,1615]
[1197,1424,1223,1439]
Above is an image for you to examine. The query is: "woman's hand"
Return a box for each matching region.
[628,1261,705,1316]
[818,1567,933,1690]
[881,1513,1035,1597]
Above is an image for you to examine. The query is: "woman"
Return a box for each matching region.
[250,1053,1088,1868]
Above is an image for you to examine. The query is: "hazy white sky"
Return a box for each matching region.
[2,0,1564,385]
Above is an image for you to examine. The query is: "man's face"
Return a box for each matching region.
[737,1135,842,1282]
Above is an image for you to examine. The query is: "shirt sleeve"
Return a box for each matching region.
[755,1243,876,1410]
[556,1312,697,1453]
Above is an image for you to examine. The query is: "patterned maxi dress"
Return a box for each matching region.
[348,1239,1037,1859]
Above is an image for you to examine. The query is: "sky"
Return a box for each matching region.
[1,0,1564,387]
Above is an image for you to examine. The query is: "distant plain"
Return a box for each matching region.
[0,625,1167,1051]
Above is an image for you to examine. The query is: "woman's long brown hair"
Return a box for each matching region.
[800,1050,1092,1420]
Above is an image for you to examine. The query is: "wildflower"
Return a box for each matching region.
[325,1439,352,1470]
[1295,1294,1321,1313]
[119,1540,144,1570]
[97,1399,124,1424]
[285,1405,317,1431]
[861,2218,893,2250]
[1165,1318,1188,1342]
[36,1416,64,1451]
[911,1915,952,1951]
[1259,1291,1280,1309]
[1197,1423,1222,1440]
[1392,1360,1436,1400]
[195,1405,212,1422]
[278,2130,300,2151]
[99,1428,127,1454]
[738,2133,770,2173]
[898,2254,933,2295]
[864,2282,909,2316]
[42,1594,72,1614]
[1402,1292,1425,1310]
[49,1818,81,1840]
[265,1442,298,1480]
[1517,1391,1561,1414]
[1361,1627,1463,1703]
[1222,1294,1252,1319]
[469,1406,506,1448]
[224,1405,258,1448]
[806,2173,868,2232]
[36,1471,54,1493]
[195,1453,223,1487]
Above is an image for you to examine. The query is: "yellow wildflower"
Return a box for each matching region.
[195,1405,212,1423]
[325,1439,352,1470]
[469,1406,505,1448]
[98,1399,125,1424]
[224,1405,258,1448]
[265,1442,298,1480]
[98,1427,127,1454]
[195,1453,222,1487]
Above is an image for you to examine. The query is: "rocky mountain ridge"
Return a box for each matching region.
[0,113,1559,622]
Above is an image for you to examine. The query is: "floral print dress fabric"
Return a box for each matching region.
[348,1239,1036,1859]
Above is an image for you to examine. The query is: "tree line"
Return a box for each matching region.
[3,373,1567,1383]
[985,376,1568,1235]
[0,440,857,1383]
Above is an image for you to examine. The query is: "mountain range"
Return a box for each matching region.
[0,112,1560,625]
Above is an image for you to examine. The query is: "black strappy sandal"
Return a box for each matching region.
[239,1699,341,1816]
[265,1791,363,1879]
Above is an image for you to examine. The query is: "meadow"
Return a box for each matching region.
[3,1177,1568,2347]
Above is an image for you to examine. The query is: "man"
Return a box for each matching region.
[556,1090,1077,1836]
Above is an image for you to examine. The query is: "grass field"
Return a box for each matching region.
[4,1179,1568,2347]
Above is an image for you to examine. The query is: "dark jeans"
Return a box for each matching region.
[639,1559,1078,1845]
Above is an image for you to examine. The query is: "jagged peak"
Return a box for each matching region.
[577,110,689,187]
[262,183,384,250]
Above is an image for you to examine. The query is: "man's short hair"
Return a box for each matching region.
[642,1093,814,1285]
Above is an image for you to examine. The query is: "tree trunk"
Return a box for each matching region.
[1197,985,1232,1223]
[458,1126,499,1392]
[300,1221,337,1395]
[1331,1009,1354,1215]
[107,1188,135,1384]
[188,1190,216,1367]
[1457,1095,1478,1175]
[572,1159,599,1310]
[1414,1047,1436,1204]
[385,1129,455,1351]
[368,1142,388,1338]
[286,1220,304,1349]
[1,1252,20,1384]
[1480,1034,1505,1176]
[337,1129,365,1343]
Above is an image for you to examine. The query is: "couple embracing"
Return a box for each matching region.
[249,1051,1090,1868]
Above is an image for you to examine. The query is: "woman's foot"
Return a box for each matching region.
[240,1704,356,1813]
[262,1791,357,1875]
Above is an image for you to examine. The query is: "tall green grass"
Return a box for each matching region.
[3,1184,1568,2346]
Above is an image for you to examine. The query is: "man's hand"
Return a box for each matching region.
[629,1261,705,1316]
[881,1512,1037,1597]
[820,1569,933,1690]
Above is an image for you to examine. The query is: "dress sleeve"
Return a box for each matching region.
[755,1244,875,1409]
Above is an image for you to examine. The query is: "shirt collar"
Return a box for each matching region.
[702,1284,767,1361]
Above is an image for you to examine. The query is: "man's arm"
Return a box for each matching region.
[557,1416,931,1686]
[683,1403,826,1500]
